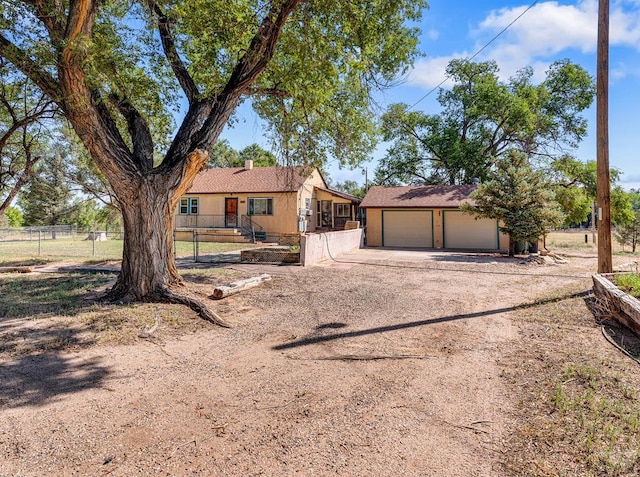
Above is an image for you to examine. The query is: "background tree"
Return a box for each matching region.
[19,148,74,226]
[332,180,366,198]
[208,141,278,168]
[5,206,22,227]
[376,59,594,185]
[615,189,640,253]
[208,140,242,168]
[551,156,634,227]
[0,63,58,217]
[462,152,564,256]
[0,0,426,320]
[239,144,278,167]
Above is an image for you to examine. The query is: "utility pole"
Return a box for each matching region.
[597,0,612,273]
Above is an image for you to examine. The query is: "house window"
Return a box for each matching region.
[248,197,273,215]
[335,203,350,217]
[179,197,199,215]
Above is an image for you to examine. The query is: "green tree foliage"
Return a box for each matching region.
[551,156,634,227]
[208,140,277,168]
[0,0,427,314]
[615,189,640,253]
[615,213,640,253]
[0,63,59,217]
[239,144,278,167]
[5,206,22,227]
[462,152,563,256]
[376,59,595,185]
[332,180,366,198]
[208,140,241,168]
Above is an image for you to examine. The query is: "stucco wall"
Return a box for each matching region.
[300,228,363,266]
[177,192,301,234]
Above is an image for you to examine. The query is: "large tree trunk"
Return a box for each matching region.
[105,152,229,327]
[109,176,181,300]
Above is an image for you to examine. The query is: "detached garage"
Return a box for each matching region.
[383,210,433,247]
[361,185,508,251]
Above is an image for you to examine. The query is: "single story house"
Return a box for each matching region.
[360,185,509,251]
[175,160,361,239]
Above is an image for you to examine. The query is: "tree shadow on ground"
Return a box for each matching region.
[0,351,111,408]
[0,272,133,356]
[0,273,115,320]
[274,291,590,351]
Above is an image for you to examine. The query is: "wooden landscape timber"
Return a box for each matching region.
[592,273,640,336]
[211,274,272,300]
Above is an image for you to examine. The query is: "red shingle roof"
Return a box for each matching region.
[187,166,318,194]
[360,185,477,208]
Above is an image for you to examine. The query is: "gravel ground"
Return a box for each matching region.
[0,249,599,476]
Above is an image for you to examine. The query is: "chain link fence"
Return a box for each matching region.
[0,226,125,260]
[189,231,301,264]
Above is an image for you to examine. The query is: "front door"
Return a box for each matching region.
[225,198,238,227]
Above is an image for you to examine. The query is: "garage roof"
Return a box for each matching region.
[360,185,477,208]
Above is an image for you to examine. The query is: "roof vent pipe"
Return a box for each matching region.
[245,159,253,170]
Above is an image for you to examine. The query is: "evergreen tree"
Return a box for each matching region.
[19,148,74,226]
[462,152,563,256]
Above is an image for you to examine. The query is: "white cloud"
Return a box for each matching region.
[408,0,640,91]
[426,29,440,40]
[407,54,459,89]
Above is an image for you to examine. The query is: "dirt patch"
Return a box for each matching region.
[0,250,634,476]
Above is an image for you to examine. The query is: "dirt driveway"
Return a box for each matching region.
[0,249,597,476]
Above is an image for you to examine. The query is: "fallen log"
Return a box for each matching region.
[211,274,271,300]
[0,266,33,274]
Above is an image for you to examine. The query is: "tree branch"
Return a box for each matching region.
[145,0,199,103]
[191,0,301,152]
[0,34,62,101]
[108,93,154,171]
[22,0,66,46]
[247,86,291,98]
[223,0,301,95]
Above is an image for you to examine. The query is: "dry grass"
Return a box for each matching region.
[502,285,640,476]
[0,269,252,358]
[546,231,633,255]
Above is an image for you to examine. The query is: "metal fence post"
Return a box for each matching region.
[193,230,198,262]
[38,228,41,255]
[92,231,96,256]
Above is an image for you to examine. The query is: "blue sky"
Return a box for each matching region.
[220,0,640,189]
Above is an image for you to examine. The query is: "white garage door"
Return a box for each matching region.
[383,210,433,248]
[443,211,498,249]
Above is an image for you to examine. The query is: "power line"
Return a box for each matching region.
[409,0,540,110]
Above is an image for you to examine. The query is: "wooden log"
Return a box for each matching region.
[0,266,33,274]
[211,274,271,300]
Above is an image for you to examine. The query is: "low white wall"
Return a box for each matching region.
[300,228,363,266]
